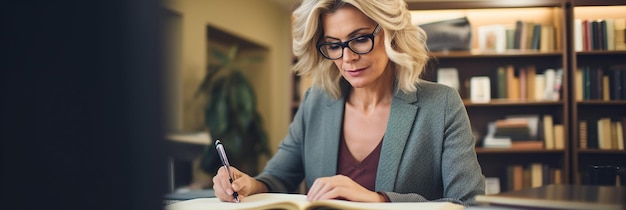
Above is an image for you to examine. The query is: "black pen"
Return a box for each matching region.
[215,140,240,203]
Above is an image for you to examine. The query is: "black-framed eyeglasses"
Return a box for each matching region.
[317,25,381,60]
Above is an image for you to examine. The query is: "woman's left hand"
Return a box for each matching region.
[306,175,384,202]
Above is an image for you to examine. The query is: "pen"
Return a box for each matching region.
[215,140,240,203]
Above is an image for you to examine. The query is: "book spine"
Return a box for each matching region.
[514,20,523,49]
[497,66,508,99]
[609,68,621,100]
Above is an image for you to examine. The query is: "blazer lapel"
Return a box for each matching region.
[375,90,419,191]
[319,97,345,177]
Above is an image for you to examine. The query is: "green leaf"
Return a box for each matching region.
[229,72,256,128]
[205,78,230,136]
[211,49,229,64]
[194,64,222,98]
[227,45,239,62]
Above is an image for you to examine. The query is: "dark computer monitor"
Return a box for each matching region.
[2,1,168,209]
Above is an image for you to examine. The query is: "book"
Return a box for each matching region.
[485,177,501,195]
[574,19,583,51]
[617,121,625,150]
[575,68,583,100]
[611,122,619,150]
[514,20,523,49]
[511,141,544,150]
[436,67,460,92]
[554,124,565,150]
[495,66,508,99]
[597,118,612,150]
[614,19,626,50]
[540,25,554,52]
[582,19,590,51]
[483,122,512,148]
[525,65,537,100]
[511,165,524,191]
[535,74,545,100]
[531,24,541,50]
[579,121,588,149]
[543,115,554,149]
[552,68,564,100]
[531,163,543,188]
[470,76,491,103]
[506,65,520,100]
[475,184,625,210]
[609,68,622,100]
[605,18,615,50]
[164,193,465,210]
[543,69,556,100]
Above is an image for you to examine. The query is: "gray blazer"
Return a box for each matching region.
[256,80,485,205]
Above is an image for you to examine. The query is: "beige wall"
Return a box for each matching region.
[163,0,293,157]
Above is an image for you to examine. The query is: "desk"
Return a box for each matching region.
[475,184,625,210]
[166,132,211,192]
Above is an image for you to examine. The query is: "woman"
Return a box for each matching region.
[213,0,485,205]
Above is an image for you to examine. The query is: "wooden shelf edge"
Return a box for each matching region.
[476,148,566,154]
[576,149,626,154]
[406,0,565,10]
[575,100,626,105]
[430,50,563,59]
[575,50,626,55]
[463,99,563,106]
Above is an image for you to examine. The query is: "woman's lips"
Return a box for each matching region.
[346,67,366,77]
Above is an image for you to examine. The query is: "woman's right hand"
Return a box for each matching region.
[212,166,267,202]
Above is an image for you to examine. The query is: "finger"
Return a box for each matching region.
[308,178,334,201]
[306,179,322,200]
[318,187,341,200]
[215,167,235,196]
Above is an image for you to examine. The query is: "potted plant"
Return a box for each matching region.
[196,45,271,176]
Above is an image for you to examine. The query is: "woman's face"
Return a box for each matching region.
[320,5,390,89]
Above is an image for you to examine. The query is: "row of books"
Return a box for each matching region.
[465,66,563,103]
[477,21,555,52]
[574,65,626,101]
[505,163,562,192]
[579,118,626,150]
[574,18,626,51]
[482,115,564,150]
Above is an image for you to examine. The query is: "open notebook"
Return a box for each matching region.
[165,193,464,210]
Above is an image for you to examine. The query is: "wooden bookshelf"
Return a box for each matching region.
[568,2,626,185]
[408,0,570,192]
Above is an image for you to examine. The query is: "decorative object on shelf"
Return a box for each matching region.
[196,45,271,176]
[419,17,471,52]
[478,24,507,52]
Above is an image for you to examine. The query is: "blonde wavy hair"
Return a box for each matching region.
[292,0,429,99]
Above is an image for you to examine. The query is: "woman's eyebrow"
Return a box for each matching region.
[321,27,371,42]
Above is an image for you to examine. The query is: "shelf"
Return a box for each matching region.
[476,148,565,154]
[575,100,626,105]
[577,149,626,154]
[431,50,563,59]
[571,0,626,7]
[463,99,563,107]
[576,50,626,55]
[405,0,565,10]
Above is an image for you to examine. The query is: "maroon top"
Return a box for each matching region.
[337,136,390,201]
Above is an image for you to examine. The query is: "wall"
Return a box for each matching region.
[163,0,293,170]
